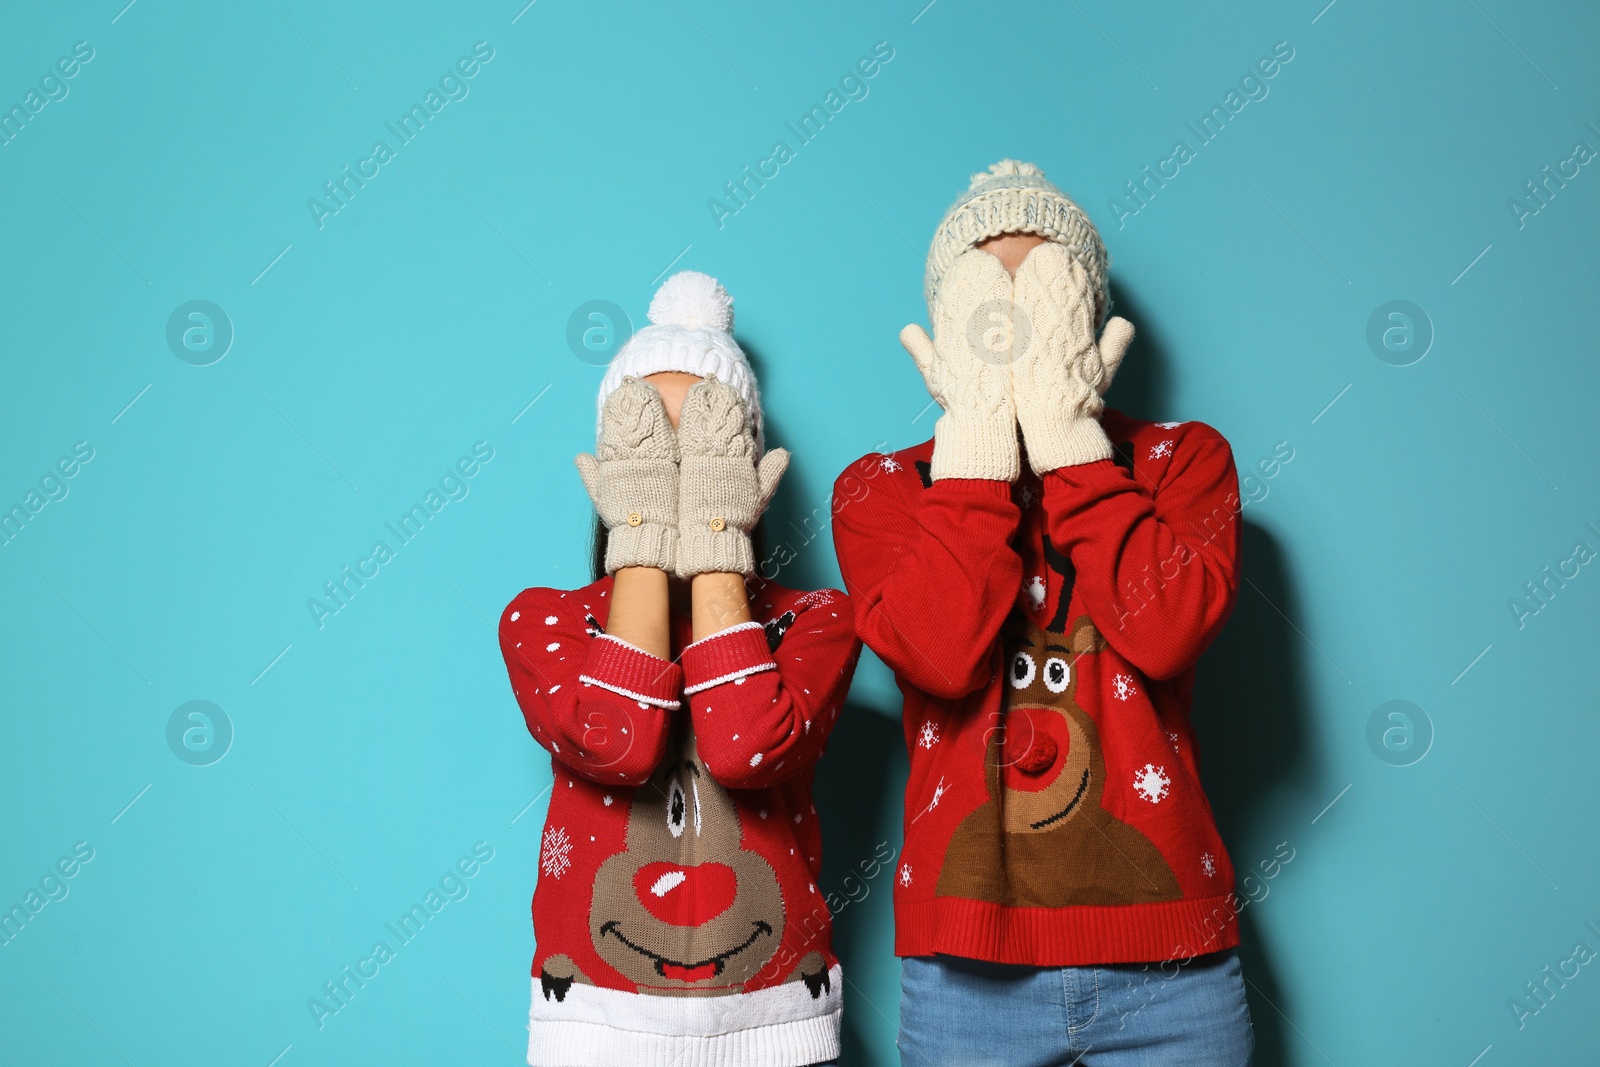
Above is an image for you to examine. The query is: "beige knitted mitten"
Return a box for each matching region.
[676,377,789,578]
[1010,243,1136,472]
[900,250,1021,482]
[575,378,680,573]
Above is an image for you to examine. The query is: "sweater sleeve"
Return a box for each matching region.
[1041,427,1242,680]
[832,454,1023,700]
[682,592,861,790]
[499,588,676,787]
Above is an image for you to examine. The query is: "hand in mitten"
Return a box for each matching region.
[676,377,788,578]
[575,378,679,574]
[1010,243,1136,472]
[899,249,1021,482]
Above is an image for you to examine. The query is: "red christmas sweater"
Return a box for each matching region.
[499,577,861,1067]
[832,409,1243,967]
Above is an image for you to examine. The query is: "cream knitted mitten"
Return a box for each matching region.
[900,250,1021,483]
[676,378,789,578]
[575,378,679,573]
[1010,244,1136,472]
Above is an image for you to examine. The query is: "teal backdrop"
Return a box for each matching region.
[3,1,1598,1064]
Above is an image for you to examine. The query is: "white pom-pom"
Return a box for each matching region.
[971,159,1041,188]
[648,271,733,331]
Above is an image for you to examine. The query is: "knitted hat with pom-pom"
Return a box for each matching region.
[596,271,765,450]
[925,160,1110,325]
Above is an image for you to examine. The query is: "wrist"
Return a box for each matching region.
[689,572,753,640]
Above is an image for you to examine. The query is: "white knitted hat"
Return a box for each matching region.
[925,160,1110,325]
[596,271,764,449]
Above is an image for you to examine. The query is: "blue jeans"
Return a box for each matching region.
[898,950,1253,1067]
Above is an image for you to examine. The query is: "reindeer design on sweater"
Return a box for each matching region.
[539,724,829,1000]
[936,536,1182,907]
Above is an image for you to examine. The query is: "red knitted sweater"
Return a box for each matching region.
[499,578,861,1067]
[832,409,1243,966]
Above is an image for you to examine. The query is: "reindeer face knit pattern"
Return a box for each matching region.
[833,411,1245,967]
[500,578,863,1067]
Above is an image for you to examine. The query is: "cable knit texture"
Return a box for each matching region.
[676,379,788,577]
[597,271,766,452]
[575,378,680,574]
[900,250,1021,483]
[926,160,1110,326]
[1011,244,1136,472]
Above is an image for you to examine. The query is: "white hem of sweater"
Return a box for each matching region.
[683,660,776,695]
[683,619,765,651]
[576,674,680,710]
[526,965,841,1067]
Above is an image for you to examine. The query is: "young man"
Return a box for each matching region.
[833,161,1254,1065]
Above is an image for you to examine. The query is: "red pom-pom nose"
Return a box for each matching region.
[1001,708,1070,793]
[1016,735,1058,773]
[634,861,738,926]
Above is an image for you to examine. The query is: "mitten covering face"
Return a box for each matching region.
[900,249,1021,483]
[597,379,681,462]
[576,378,680,574]
[676,378,787,578]
[1010,244,1135,473]
[676,377,757,462]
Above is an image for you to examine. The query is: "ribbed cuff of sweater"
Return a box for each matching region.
[579,634,683,708]
[681,621,776,694]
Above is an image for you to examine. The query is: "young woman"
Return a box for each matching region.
[499,271,860,1067]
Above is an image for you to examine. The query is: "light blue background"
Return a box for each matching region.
[2,1,1597,1064]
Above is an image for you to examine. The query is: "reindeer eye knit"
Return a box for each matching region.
[500,579,863,1067]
